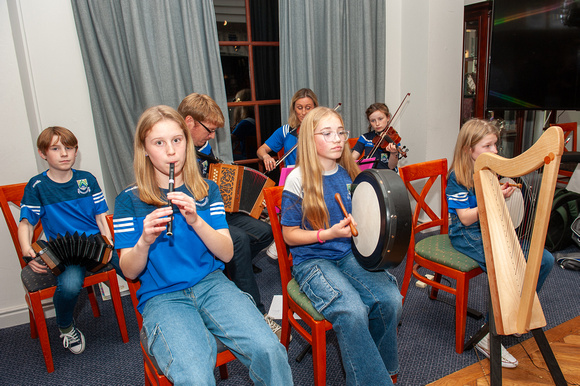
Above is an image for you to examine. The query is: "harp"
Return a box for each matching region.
[473,126,566,384]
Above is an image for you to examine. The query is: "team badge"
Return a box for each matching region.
[77,179,91,194]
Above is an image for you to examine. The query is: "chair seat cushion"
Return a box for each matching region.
[415,234,480,272]
[287,278,325,321]
[20,257,116,293]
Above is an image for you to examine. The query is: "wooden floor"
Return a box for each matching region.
[429,316,580,385]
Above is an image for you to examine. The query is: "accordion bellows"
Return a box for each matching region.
[209,164,275,219]
[32,232,114,276]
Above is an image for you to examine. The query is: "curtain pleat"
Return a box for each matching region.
[71,0,232,195]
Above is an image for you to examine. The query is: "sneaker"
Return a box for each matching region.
[266,241,278,260]
[264,314,291,342]
[475,333,518,368]
[60,325,86,354]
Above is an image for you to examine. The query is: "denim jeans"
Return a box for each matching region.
[141,270,292,386]
[226,212,273,314]
[448,214,554,292]
[292,252,402,386]
[54,250,122,328]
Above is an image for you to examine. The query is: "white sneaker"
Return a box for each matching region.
[475,333,518,368]
[60,325,86,354]
[264,314,291,342]
[266,241,278,260]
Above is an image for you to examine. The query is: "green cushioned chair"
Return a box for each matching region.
[264,186,333,386]
[399,159,484,354]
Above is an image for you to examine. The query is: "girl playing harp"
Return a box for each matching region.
[446,118,554,368]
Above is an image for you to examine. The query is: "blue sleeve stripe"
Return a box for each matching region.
[115,227,135,233]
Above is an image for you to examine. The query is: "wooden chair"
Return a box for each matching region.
[398,159,484,353]
[263,186,333,386]
[0,183,129,373]
[105,215,235,385]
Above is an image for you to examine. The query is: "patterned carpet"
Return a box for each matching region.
[1,244,579,385]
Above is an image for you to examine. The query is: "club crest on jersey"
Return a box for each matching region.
[77,179,91,194]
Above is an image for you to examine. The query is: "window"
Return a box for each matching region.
[214,0,280,169]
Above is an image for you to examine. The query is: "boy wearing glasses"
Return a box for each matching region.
[178,93,283,339]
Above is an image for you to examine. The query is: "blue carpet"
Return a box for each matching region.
[1,243,579,385]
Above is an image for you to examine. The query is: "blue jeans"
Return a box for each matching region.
[54,250,122,328]
[141,270,292,386]
[293,252,402,386]
[448,214,554,292]
[226,212,273,314]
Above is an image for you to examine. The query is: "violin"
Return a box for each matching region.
[370,126,408,158]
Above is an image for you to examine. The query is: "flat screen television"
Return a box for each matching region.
[486,0,580,110]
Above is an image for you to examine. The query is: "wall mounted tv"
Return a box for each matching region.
[486,0,580,111]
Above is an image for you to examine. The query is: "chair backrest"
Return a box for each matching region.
[347,137,358,150]
[278,166,294,186]
[263,186,293,290]
[0,183,44,269]
[105,214,143,328]
[398,158,449,240]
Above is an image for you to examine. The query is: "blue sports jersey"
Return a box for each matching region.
[446,170,478,215]
[352,131,397,170]
[281,165,353,265]
[19,169,107,240]
[264,124,298,167]
[113,181,228,313]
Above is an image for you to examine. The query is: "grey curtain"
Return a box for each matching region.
[279,0,386,136]
[71,0,231,195]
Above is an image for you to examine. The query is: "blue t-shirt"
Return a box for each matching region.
[113,181,228,313]
[281,165,353,265]
[446,170,478,215]
[264,124,298,167]
[20,169,107,240]
[352,131,397,170]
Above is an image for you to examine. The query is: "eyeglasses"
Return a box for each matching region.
[198,121,218,134]
[314,130,350,142]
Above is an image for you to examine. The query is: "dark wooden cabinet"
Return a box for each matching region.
[461,1,492,125]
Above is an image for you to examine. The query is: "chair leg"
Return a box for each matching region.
[218,364,229,380]
[106,270,129,343]
[29,292,55,373]
[86,285,101,318]
[454,277,469,354]
[400,252,415,303]
[429,272,443,300]
[28,307,38,339]
[280,308,292,349]
[311,324,327,386]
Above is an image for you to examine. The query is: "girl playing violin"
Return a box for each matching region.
[257,88,318,171]
[281,106,402,385]
[351,103,400,170]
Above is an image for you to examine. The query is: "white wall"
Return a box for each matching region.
[0,0,107,328]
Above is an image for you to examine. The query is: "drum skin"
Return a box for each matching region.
[351,169,412,271]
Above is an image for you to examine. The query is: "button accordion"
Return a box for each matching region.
[32,232,114,276]
[208,164,276,219]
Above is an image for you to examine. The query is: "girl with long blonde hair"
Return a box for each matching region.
[113,105,292,384]
[281,106,402,385]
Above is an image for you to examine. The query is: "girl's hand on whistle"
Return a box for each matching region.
[500,182,515,199]
[167,191,199,227]
[142,207,173,245]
